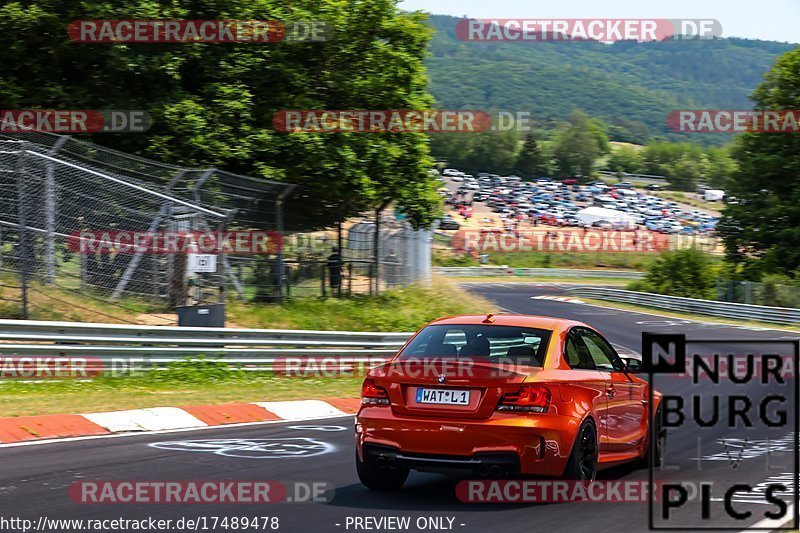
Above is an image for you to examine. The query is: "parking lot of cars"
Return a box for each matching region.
[436,170,719,236]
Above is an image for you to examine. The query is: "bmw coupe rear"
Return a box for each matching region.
[355,314,663,490]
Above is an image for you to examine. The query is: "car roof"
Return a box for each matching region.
[426,314,585,331]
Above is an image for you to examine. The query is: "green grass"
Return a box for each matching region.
[433,248,658,270]
[0,274,170,323]
[0,273,494,330]
[0,359,364,417]
[0,280,499,417]
[654,191,720,212]
[228,277,496,331]
[482,251,657,270]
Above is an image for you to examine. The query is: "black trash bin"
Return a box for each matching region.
[176,303,225,327]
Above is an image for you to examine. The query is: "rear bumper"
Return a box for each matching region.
[363,443,520,477]
[356,406,581,477]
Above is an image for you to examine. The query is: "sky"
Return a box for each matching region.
[399,0,800,43]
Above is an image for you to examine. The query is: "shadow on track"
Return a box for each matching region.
[328,461,647,511]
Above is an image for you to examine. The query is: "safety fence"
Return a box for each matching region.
[0,318,413,373]
[716,278,800,309]
[0,133,432,321]
[562,287,800,325]
[0,318,631,376]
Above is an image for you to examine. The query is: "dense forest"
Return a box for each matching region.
[424,15,797,144]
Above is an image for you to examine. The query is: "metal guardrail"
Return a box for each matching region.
[0,319,414,372]
[3,283,796,377]
[562,287,800,326]
[435,267,644,279]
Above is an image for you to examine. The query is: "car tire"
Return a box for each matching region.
[563,419,598,481]
[642,406,666,468]
[356,450,409,491]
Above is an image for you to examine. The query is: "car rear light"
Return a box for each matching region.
[361,379,390,406]
[497,385,550,413]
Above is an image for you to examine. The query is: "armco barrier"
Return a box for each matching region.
[435,267,644,279]
[562,287,800,325]
[0,319,414,373]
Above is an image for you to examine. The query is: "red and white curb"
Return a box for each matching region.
[0,398,361,444]
[531,295,585,304]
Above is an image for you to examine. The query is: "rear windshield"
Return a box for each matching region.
[397,324,552,367]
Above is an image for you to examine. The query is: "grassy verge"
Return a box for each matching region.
[0,361,364,418]
[1,280,496,417]
[579,297,799,332]
[0,275,172,324]
[0,276,495,330]
[227,277,496,331]
[433,249,657,270]
[654,191,721,214]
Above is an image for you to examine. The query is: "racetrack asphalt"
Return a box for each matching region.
[1,282,797,532]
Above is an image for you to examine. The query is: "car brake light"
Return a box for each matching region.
[497,385,550,413]
[361,379,390,406]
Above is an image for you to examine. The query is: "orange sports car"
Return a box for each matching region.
[355,314,664,490]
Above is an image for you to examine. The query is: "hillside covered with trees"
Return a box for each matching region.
[425,14,797,144]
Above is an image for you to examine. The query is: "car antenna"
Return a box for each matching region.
[482,313,496,324]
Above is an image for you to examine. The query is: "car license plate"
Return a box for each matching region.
[416,388,470,405]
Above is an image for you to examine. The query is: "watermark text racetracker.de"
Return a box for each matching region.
[0,110,151,133]
[0,356,102,379]
[455,480,789,506]
[68,480,331,504]
[68,19,329,43]
[667,110,800,133]
[67,230,283,255]
[456,18,722,42]
[452,229,672,254]
[272,110,533,133]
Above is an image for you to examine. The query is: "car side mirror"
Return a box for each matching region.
[624,358,643,373]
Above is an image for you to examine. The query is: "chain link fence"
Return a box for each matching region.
[717,278,800,309]
[0,134,432,321]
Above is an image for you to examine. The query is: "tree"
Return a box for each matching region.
[641,248,717,299]
[553,110,609,179]
[514,131,550,179]
[429,129,520,175]
[701,146,737,189]
[640,141,704,190]
[606,145,643,174]
[718,47,800,278]
[0,0,441,230]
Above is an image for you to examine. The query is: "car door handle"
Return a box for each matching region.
[606,387,616,399]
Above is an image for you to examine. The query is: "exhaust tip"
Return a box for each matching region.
[386,457,398,470]
[375,456,387,469]
[489,465,503,478]
[477,465,490,477]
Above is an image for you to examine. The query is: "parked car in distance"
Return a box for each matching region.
[438,217,461,230]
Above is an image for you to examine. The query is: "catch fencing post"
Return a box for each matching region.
[275,184,296,302]
[15,149,29,319]
[44,136,68,284]
[337,210,343,298]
